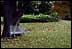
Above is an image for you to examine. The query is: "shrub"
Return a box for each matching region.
[20,13,60,23]
[49,11,60,21]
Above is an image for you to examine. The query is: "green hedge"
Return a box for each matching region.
[20,14,60,23]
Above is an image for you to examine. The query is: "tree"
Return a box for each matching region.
[1,0,23,38]
[1,1,15,37]
[38,1,54,14]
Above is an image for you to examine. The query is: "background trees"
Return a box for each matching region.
[18,1,54,15]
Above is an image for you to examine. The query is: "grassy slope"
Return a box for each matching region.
[1,20,71,48]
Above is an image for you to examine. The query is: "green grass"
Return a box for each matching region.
[1,20,71,48]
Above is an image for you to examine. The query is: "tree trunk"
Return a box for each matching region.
[1,1,23,38]
[2,1,15,37]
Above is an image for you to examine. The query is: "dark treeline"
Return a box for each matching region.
[15,1,54,15]
[0,1,54,16]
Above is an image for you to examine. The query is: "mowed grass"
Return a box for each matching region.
[1,20,71,48]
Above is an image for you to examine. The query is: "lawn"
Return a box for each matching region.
[1,20,71,48]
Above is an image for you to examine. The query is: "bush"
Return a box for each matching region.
[49,12,60,21]
[20,13,60,23]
